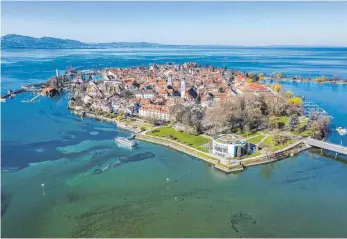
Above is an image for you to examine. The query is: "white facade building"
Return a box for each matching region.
[212,135,248,164]
[138,105,170,121]
[134,90,155,99]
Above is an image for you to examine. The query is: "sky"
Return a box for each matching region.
[1,1,347,46]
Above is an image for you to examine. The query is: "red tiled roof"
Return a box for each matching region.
[235,75,246,82]
[237,83,268,92]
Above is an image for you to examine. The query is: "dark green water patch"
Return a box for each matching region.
[282,176,316,184]
[229,212,257,236]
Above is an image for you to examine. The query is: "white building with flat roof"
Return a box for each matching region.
[212,134,248,164]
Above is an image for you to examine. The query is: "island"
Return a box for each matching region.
[10,63,335,173]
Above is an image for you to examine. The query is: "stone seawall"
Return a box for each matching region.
[136,134,244,173]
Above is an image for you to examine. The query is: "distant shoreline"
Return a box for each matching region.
[266,78,347,85]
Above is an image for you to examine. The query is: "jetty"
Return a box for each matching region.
[303,137,347,155]
[1,89,25,99]
[302,101,333,119]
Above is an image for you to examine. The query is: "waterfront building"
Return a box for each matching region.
[138,104,171,121]
[212,134,249,164]
[236,82,273,98]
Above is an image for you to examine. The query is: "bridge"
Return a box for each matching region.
[303,137,347,155]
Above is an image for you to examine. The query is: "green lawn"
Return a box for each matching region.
[261,136,297,151]
[247,135,265,144]
[237,131,263,137]
[147,127,211,150]
[299,116,308,128]
[299,130,313,137]
[276,116,290,126]
[262,136,274,147]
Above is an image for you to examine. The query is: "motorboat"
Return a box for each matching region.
[115,136,136,147]
[336,127,347,136]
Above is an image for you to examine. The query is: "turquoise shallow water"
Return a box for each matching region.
[1,47,347,237]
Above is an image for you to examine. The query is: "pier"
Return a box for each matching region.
[302,101,333,119]
[303,137,347,155]
[1,89,25,99]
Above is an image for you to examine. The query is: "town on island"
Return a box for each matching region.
[3,62,346,173]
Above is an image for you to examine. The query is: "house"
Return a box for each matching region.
[158,88,169,99]
[235,74,247,84]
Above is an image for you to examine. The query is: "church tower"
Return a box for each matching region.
[180,78,185,98]
[167,74,172,86]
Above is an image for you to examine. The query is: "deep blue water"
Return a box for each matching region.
[1,47,347,237]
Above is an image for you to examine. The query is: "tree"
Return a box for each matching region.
[268,116,278,129]
[273,133,289,145]
[132,81,140,89]
[244,124,251,138]
[289,114,299,131]
[284,91,293,98]
[315,75,326,82]
[310,116,330,140]
[259,97,269,115]
[273,84,281,93]
[333,75,340,81]
[258,73,265,81]
[249,72,260,82]
[287,97,302,106]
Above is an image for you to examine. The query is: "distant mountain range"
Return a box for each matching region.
[1,34,345,49]
[1,34,181,49]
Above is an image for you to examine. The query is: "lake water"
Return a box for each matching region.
[1,47,347,237]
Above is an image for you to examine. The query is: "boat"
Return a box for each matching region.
[336,127,347,136]
[115,136,136,147]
